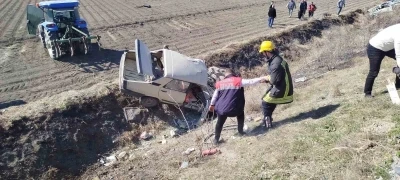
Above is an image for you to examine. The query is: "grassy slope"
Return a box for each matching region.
[80,11,400,180]
[81,56,400,180]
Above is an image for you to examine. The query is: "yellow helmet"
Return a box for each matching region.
[259,41,275,53]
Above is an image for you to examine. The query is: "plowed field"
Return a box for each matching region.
[0,0,377,108]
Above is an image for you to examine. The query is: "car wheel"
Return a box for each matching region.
[139,96,159,108]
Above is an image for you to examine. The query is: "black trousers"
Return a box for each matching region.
[262,101,277,118]
[214,112,244,141]
[309,11,314,17]
[298,10,305,19]
[364,43,399,95]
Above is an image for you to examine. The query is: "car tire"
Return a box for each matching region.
[139,96,159,108]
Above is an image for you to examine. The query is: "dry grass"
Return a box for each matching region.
[0,79,118,129]
[79,10,400,179]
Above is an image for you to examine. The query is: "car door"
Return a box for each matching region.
[135,39,154,76]
[27,5,44,35]
[158,79,190,105]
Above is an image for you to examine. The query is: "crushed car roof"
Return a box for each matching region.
[162,49,209,87]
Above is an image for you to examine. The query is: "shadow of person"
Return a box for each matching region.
[0,100,26,110]
[249,104,340,136]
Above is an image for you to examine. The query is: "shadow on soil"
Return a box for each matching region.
[249,104,340,136]
[56,44,124,73]
[0,100,26,110]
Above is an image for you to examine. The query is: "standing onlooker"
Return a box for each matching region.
[364,24,400,97]
[268,5,277,28]
[298,0,307,20]
[308,2,317,17]
[270,1,275,8]
[287,0,296,17]
[209,69,268,144]
[337,0,345,15]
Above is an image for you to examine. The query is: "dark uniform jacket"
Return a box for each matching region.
[262,54,294,104]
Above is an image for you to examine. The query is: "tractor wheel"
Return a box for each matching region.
[45,31,59,60]
[139,96,159,108]
[37,26,46,48]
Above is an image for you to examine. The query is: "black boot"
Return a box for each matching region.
[263,116,273,129]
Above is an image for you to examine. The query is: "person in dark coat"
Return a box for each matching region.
[268,5,277,28]
[259,41,294,128]
[209,69,268,144]
[298,0,307,20]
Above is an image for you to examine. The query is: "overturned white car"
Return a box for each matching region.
[119,39,216,114]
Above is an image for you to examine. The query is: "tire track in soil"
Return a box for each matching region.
[85,0,116,24]
[0,0,22,33]
[0,0,380,104]
[78,1,98,29]
[5,0,31,41]
[80,0,108,28]
[0,0,13,12]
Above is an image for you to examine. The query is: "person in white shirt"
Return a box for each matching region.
[364,23,400,97]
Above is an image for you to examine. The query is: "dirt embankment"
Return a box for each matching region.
[203,9,364,77]
[0,85,194,179]
[0,9,369,180]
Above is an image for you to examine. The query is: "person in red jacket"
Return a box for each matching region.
[308,2,317,17]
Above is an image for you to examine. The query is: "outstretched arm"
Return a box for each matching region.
[241,77,268,87]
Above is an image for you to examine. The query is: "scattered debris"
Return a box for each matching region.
[117,151,127,160]
[123,107,143,122]
[254,117,263,122]
[182,148,196,155]
[386,78,400,105]
[170,130,178,137]
[159,135,167,144]
[92,176,100,180]
[102,111,112,115]
[202,148,220,156]
[180,161,189,169]
[101,155,117,166]
[294,76,307,83]
[140,131,153,140]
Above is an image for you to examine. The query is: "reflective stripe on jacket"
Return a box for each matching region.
[262,54,294,104]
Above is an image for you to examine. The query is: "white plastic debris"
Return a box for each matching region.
[294,77,307,83]
[104,155,117,166]
[182,148,196,155]
[180,161,189,169]
[140,131,153,140]
[118,151,127,160]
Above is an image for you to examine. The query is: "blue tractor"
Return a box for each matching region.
[26,0,101,60]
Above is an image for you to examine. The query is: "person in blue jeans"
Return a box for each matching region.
[337,0,345,15]
[268,5,277,28]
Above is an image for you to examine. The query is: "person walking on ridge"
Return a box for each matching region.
[287,0,296,17]
[337,0,345,15]
[308,2,317,17]
[268,5,277,28]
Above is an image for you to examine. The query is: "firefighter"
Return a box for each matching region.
[209,69,268,144]
[259,41,294,128]
[364,23,400,97]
